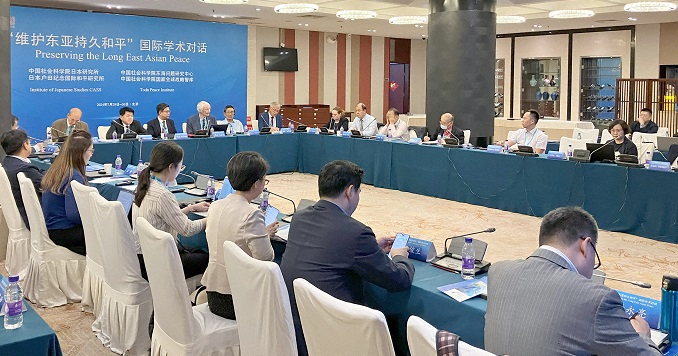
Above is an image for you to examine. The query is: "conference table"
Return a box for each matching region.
[84,133,678,244]
[0,300,62,356]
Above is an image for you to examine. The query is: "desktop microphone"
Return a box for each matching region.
[592,273,652,288]
[50,127,71,138]
[286,117,305,127]
[263,188,296,214]
[190,170,210,178]
[177,172,197,184]
[589,140,614,156]
[443,228,496,256]
[112,120,138,135]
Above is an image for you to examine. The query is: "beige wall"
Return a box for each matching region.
[248,25,280,119]
[636,24,661,78]
[659,22,678,65]
[410,39,427,114]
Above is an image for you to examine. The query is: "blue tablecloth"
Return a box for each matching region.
[0,301,62,356]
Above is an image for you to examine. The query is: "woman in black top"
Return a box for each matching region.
[324,106,349,133]
[606,119,638,156]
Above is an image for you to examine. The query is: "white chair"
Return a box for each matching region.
[558,137,587,154]
[136,217,239,356]
[0,167,31,280]
[408,129,418,141]
[71,181,105,317]
[223,241,297,356]
[463,130,471,145]
[293,278,395,356]
[98,126,109,141]
[91,193,152,355]
[632,132,660,148]
[406,316,495,356]
[251,119,259,131]
[658,127,670,137]
[572,128,599,143]
[182,122,187,133]
[600,129,613,143]
[18,173,85,307]
[637,142,655,163]
[143,123,148,130]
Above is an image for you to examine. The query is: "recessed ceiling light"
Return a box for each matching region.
[497,15,526,24]
[336,10,377,20]
[388,16,427,25]
[116,5,121,9]
[106,5,112,9]
[274,3,319,14]
[200,0,248,4]
[628,17,638,20]
[624,2,677,12]
[548,10,595,18]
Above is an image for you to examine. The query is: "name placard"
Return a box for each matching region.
[487,145,503,153]
[408,137,422,145]
[174,133,188,140]
[375,134,386,141]
[138,135,154,141]
[123,164,137,176]
[341,131,351,138]
[213,131,226,138]
[547,151,566,160]
[406,237,437,262]
[308,128,317,134]
[92,137,99,143]
[281,128,293,134]
[648,161,671,172]
[617,291,661,329]
[248,130,260,136]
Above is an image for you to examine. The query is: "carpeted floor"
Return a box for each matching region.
[3,172,676,355]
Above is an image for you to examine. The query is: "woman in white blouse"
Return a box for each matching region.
[132,141,210,280]
[202,151,277,320]
[378,107,410,141]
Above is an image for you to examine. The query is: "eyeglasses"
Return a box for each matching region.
[610,129,625,133]
[580,236,601,270]
[264,179,269,185]
[180,165,186,172]
[87,148,95,153]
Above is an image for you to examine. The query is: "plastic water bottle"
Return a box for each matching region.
[461,237,475,280]
[437,134,443,144]
[136,159,144,176]
[645,151,652,168]
[660,275,678,342]
[504,140,510,153]
[112,131,117,140]
[206,176,216,200]
[288,122,294,131]
[4,275,24,329]
[259,190,269,211]
[45,129,53,145]
[339,127,344,137]
[114,155,122,176]
[567,144,573,159]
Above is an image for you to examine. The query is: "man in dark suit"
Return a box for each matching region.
[425,112,465,144]
[1,129,45,230]
[106,106,146,139]
[630,107,659,135]
[145,103,177,138]
[257,101,284,131]
[485,206,661,355]
[280,160,415,356]
[185,101,217,135]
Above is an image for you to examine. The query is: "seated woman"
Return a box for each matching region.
[201,151,277,320]
[41,131,93,256]
[606,119,638,156]
[378,108,410,141]
[323,106,349,133]
[132,141,210,280]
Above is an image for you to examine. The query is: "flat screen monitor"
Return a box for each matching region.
[263,47,298,72]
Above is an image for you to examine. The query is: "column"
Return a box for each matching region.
[0,0,10,147]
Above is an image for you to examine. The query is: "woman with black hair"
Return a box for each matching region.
[132,141,210,279]
[606,119,638,156]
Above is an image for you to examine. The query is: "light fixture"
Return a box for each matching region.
[497,15,526,24]
[274,3,319,14]
[199,0,248,4]
[628,17,638,21]
[548,10,595,18]
[336,10,377,20]
[624,2,677,12]
[388,16,427,25]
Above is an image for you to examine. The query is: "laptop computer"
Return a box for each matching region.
[586,143,615,163]
[212,124,231,132]
[657,136,678,152]
[184,175,209,196]
[513,145,539,157]
[260,127,272,134]
[117,189,135,215]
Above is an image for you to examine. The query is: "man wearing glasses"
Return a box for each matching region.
[485,206,661,355]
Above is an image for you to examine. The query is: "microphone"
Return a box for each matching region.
[177,172,196,184]
[190,170,210,178]
[50,127,70,137]
[443,228,496,256]
[264,188,296,214]
[589,139,614,156]
[112,120,138,135]
[286,117,304,127]
[592,272,652,289]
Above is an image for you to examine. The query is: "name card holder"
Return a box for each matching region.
[648,161,671,172]
[213,131,226,138]
[92,137,99,143]
[341,131,351,138]
[139,135,154,141]
[547,151,566,160]
[123,164,137,176]
[308,128,317,134]
[44,144,59,153]
[375,134,386,141]
[281,128,293,134]
[248,130,260,136]
[174,133,189,140]
[408,137,422,145]
[487,145,503,153]
[406,237,437,262]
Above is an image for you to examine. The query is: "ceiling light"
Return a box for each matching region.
[336,10,377,20]
[199,0,248,4]
[548,10,595,18]
[624,2,677,12]
[628,17,638,20]
[497,15,526,24]
[274,3,319,14]
[388,16,427,25]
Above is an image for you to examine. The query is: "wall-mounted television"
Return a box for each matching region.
[263,47,298,72]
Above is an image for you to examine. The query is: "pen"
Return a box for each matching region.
[629,312,639,320]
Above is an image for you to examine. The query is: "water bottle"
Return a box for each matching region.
[288,122,294,131]
[206,176,216,200]
[45,129,53,145]
[339,127,344,137]
[645,151,652,168]
[437,134,443,144]
[136,159,144,176]
[259,190,269,212]
[504,140,510,153]
[4,275,24,329]
[461,237,475,280]
[114,155,122,176]
[210,128,215,137]
[112,131,117,140]
[660,275,678,341]
[162,129,168,140]
[567,144,573,159]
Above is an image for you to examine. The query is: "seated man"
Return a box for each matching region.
[257,102,283,131]
[424,112,465,143]
[146,103,177,138]
[485,206,661,355]
[51,107,88,140]
[349,102,378,136]
[217,105,244,133]
[12,115,43,152]
[106,106,146,139]
[630,107,659,135]
[186,100,217,135]
[280,160,415,356]
[505,110,548,154]
[1,129,45,230]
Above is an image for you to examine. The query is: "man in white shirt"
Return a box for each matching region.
[350,102,378,137]
[217,105,244,133]
[506,110,548,154]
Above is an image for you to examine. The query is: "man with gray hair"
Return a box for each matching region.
[186,100,217,135]
[485,206,661,355]
[51,107,88,140]
[257,101,283,131]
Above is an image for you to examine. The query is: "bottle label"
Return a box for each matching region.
[207,187,215,197]
[6,300,22,317]
[462,256,475,270]
[259,200,268,211]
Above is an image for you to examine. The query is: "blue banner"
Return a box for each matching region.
[10,6,248,138]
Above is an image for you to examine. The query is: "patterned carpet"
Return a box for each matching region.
[3,172,676,354]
